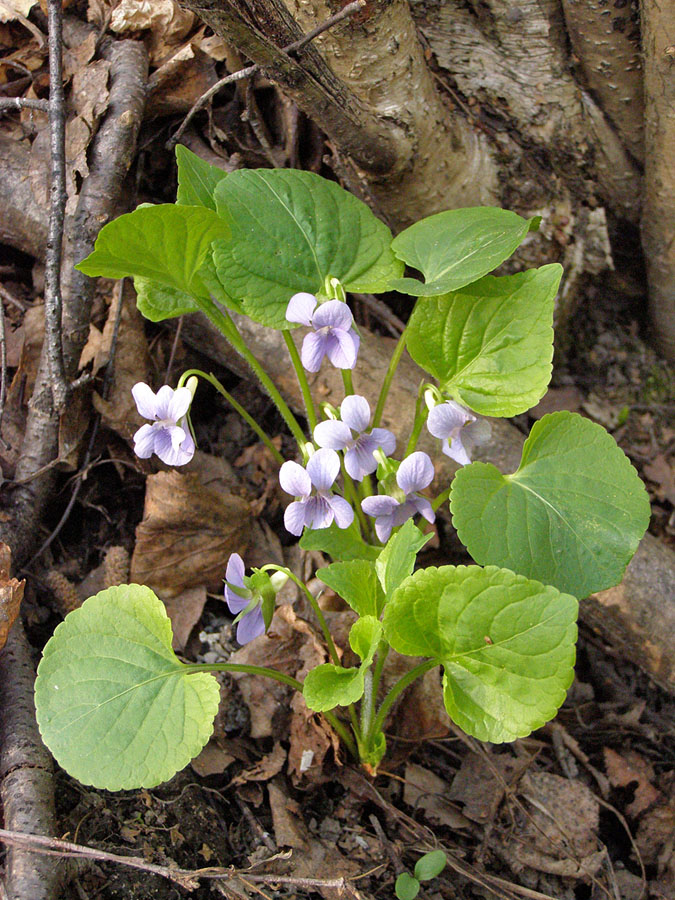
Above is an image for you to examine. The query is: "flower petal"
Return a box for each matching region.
[370,427,396,457]
[464,418,492,450]
[284,500,309,536]
[344,439,378,480]
[279,460,312,498]
[304,495,334,531]
[362,495,399,518]
[286,292,317,326]
[374,515,394,543]
[167,386,193,422]
[326,494,354,529]
[153,426,194,466]
[132,383,158,420]
[312,299,353,331]
[226,552,245,588]
[306,448,340,491]
[397,451,434,494]
[301,331,328,372]
[427,401,473,440]
[324,329,358,369]
[313,419,353,450]
[443,435,472,467]
[236,605,265,644]
[172,430,195,466]
[133,423,157,458]
[409,495,436,524]
[153,385,176,420]
[340,395,370,433]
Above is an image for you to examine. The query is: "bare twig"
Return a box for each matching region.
[0,97,50,112]
[352,293,405,337]
[44,0,68,410]
[168,0,366,149]
[0,296,7,434]
[0,283,30,312]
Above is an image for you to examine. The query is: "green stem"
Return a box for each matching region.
[190,296,307,448]
[341,462,368,537]
[360,669,374,739]
[283,331,318,435]
[404,382,428,457]
[188,662,357,758]
[432,485,453,513]
[179,368,284,465]
[341,369,354,397]
[371,658,437,737]
[367,643,390,732]
[372,330,407,428]
[261,565,341,667]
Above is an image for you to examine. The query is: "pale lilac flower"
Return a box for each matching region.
[361,451,435,543]
[224,553,265,645]
[427,401,491,466]
[279,448,354,536]
[286,292,359,372]
[313,395,395,481]
[132,382,195,466]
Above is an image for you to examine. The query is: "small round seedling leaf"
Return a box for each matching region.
[302,664,364,711]
[414,850,447,881]
[383,565,578,742]
[450,411,651,598]
[395,873,420,900]
[35,585,220,790]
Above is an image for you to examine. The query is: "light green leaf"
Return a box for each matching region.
[134,278,201,322]
[34,585,220,790]
[349,616,383,665]
[390,207,540,296]
[302,664,364,711]
[375,519,431,601]
[450,412,651,598]
[300,521,381,562]
[75,205,231,299]
[406,266,561,416]
[383,565,578,743]
[395,873,420,900]
[414,850,447,882]
[176,144,228,210]
[212,169,402,328]
[317,559,383,617]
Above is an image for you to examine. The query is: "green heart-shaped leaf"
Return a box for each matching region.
[76,205,231,300]
[300,520,380,562]
[35,585,220,790]
[302,664,364,711]
[406,265,561,416]
[212,169,402,328]
[450,412,651,598]
[318,559,383,617]
[390,207,540,296]
[375,519,431,602]
[176,144,228,210]
[395,873,420,900]
[414,850,447,881]
[383,565,578,742]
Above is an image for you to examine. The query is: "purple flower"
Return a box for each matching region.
[132,382,195,466]
[279,448,354,536]
[224,553,265,645]
[286,293,359,372]
[427,401,491,466]
[313,395,396,481]
[361,451,435,543]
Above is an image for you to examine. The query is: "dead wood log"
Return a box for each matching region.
[180,310,675,695]
[0,135,48,259]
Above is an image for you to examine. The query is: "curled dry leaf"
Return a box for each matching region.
[147,42,217,116]
[449,750,530,824]
[162,584,207,651]
[0,543,25,651]
[603,747,661,818]
[131,451,252,595]
[0,1,37,23]
[404,762,471,829]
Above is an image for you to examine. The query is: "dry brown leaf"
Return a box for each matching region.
[161,584,207,651]
[500,771,603,879]
[644,454,675,505]
[147,42,217,116]
[636,801,675,865]
[191,739,235,777]
[603,747,661,818]
[403,763,471,829]
[108,0,195,64]
[530,386,584,419]
[0,543,24,651]
[131,452,252,596]
[91,284,150,437]
[230,741,286,786]
[449,750,530,823]
[0,0,37,23]
[65,59,110,213]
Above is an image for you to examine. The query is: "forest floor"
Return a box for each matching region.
[1,4,674,899]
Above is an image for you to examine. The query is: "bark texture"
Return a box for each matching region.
[640,0,675,361]
[177,0,497,227]
[179,309,675,695]
[0,135,48,258]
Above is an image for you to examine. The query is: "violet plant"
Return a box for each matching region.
[34,148,650,790]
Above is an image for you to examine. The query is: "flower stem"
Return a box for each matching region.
[341,368,354,397]
[190,296,307,448]
[340,462,368,537]
[372,330,407,428]
[283,330,318,435]
[432,485,453,513]
[370,658,437,737]
[178,368,284,465]
[404,381,428,457]
[261,565,341,667]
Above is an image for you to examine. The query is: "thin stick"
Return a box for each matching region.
[0,283,30,312]
[44,0,68,410]
[0,97,50,112]
[168,0,366,149]
[0,295,7,433]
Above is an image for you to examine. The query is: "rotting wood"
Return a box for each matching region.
[179,310,675,695]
